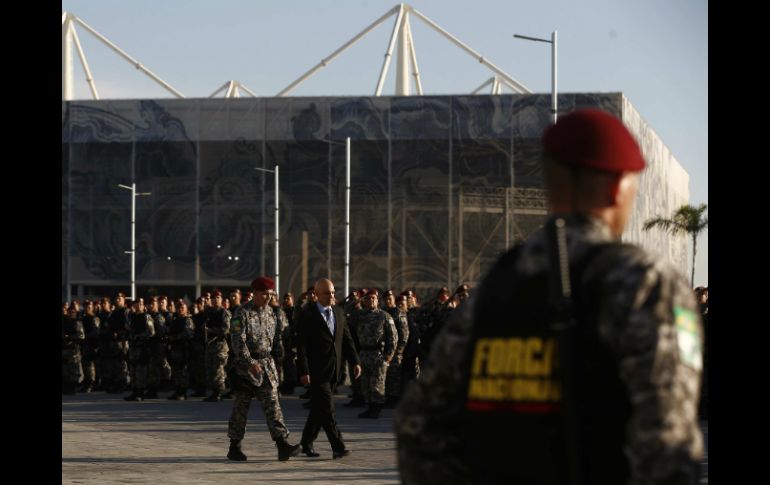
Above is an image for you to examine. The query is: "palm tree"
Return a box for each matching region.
[643,203,708,287]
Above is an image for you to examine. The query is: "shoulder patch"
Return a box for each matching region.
[674,307,702,371]
[231,317,243,334]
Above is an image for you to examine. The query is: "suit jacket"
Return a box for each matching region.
[296,303,360,385]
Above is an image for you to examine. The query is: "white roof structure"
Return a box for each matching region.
[62,3,532,100]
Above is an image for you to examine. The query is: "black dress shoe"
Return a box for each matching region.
[332,449,351,459]
[301,445,320,457]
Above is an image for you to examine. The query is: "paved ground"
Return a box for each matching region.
[62,388,399,485]
[63,389,708,484]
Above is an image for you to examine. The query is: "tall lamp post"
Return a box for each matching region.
[117,183,151,301]
[513,31,557,124]
[255,165,280,295]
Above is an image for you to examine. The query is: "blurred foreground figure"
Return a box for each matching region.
[395,109,704,485]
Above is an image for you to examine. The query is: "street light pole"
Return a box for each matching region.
[513,30,558,124]
[255,165,280,295]
[118,183,151,301]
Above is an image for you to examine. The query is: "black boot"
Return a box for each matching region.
[276,438,301,461]
[227,439,247,461]
[168,387,187,400]
[204,389,222,402]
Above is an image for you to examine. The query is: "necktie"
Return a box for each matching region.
[325,308,334,335]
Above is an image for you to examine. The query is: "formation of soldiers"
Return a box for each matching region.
[61,284,472,410]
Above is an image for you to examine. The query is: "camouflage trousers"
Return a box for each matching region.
[168,347,188,388]
[359,350,388,404]
[62,348,82,386]
[227,378,289,442]
[82,359,96,386]
[100,341,129,388]
[205,341,229,391]
[129,344,151,390]
[385,353,404,399]
[147,343,171,388]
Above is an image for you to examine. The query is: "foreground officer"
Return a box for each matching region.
[226,277,300,462]
[395,109,704,484]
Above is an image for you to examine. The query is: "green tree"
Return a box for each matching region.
[643,203,708,288]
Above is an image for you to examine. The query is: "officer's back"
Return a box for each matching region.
[394,109,704,485]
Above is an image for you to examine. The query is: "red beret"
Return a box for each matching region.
[211,290,222,298]
[251,276,275,291]
[365,289,379,297]
[542,109,645,173]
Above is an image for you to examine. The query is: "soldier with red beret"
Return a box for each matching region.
[226,276,300,462]
[396,109,704,484]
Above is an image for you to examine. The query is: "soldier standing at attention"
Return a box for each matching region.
[125,299,155,401]
[226,277,300,462]
[204,290,231,402]
[62,304,85,394]
[383,290,409,408]
[104,293,130,393]
[356,290,397,419]
[167,300,194,400]
[395,109,704,485]
[79,300,100,393]
[190,297,208,398]
[146,297,171,398]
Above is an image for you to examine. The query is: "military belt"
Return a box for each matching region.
[251,351,271,359]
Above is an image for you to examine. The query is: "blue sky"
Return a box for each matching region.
[63,0,708,285]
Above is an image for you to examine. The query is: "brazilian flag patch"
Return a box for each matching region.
[231,317,243,334]
[674,307,702,371]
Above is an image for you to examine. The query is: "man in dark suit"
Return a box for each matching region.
[296,278,361,459]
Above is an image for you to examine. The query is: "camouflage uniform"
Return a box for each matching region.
[346,307,364,399]
[280,305,298,393]
[148,310,172,391]
[385,307,409,403]
[395,215,704,485]
[80,313,100,391]
[167,314,194,391]
[102,306,130,392]
[190,310,208,394]
[205,307,231,393]
[357,308,397,404]
[62,315,85,392]
[401,307,421,385]
[128,311,155,392]
[227,301,290,443]
[271,306,289,385]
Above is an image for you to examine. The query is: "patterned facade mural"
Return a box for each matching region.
[62,94,689,299]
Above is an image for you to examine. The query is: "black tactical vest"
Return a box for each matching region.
[459,242,633,485]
